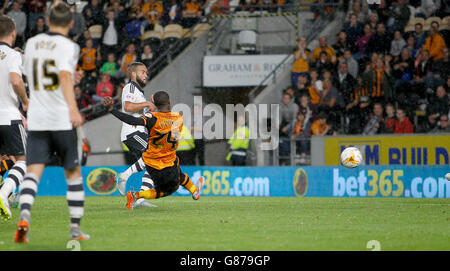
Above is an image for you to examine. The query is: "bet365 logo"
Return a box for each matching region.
[366,0,381,4]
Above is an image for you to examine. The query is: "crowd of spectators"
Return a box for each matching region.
[2,0,242,119]
[281,0,449,159]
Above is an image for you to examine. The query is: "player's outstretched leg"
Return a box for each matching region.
[116,157,146,196]
[0,160,26,221]
[180,173,204,200]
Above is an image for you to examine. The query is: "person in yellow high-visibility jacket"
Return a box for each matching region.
[176,125,196,165]
[227,116,249,166]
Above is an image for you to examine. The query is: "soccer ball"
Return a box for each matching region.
[340,147,362,168]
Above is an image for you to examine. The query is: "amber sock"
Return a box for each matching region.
[180,174,197,195]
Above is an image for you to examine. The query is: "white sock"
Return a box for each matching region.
[123,158,146,179]
[0,160,26,198]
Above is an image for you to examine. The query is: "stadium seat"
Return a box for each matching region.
[192,23,211,38]
[142,30,162,48]
[88,24,103,39]
[441,16,450,30]
[404,17,424,33]
[154,24,164,35]
[424,16,441,30]
[162,24,184,44]
[142,30,162,41]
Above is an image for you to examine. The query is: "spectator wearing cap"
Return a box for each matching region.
[393,108,414,134]
[422,25,447,62]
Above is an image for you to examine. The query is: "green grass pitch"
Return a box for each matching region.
[0,196,449,251]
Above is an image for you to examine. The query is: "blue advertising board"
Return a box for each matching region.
[12,165,450,198]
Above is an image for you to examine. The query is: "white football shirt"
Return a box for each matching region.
[120,81,148,141]
[24,32,80,131]
[0,42,23,125]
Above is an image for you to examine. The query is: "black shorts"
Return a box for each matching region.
[0,120,27,157]
[26,129,79,170]
[145,157,184,197]
[123,131,148,160]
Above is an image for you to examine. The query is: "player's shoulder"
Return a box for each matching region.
[28,32,79,52]
[123,81,143,95]
[0,42,20,59]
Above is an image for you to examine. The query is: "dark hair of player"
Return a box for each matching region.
[49,2,73,27]
[153,91,170,110]
[0,15,15,39]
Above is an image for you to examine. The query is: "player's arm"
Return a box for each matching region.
[104,97,156,128]
[123,101,155,113]
[60,70,83,127]
[10,72,29,111]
